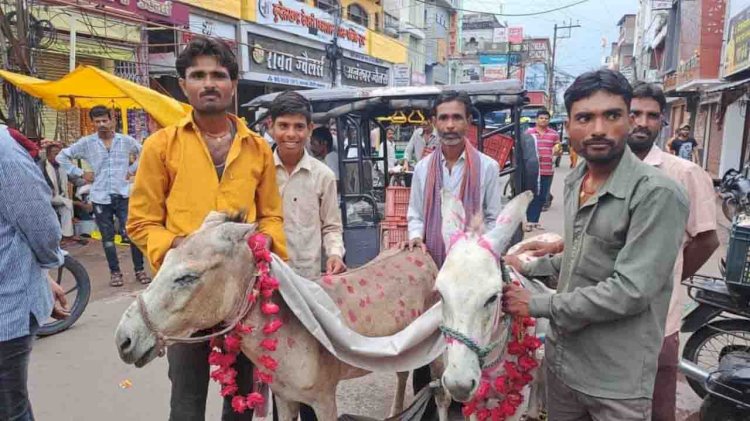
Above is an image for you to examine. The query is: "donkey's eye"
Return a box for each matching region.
[484,295,498,307]
[174,274,199,285]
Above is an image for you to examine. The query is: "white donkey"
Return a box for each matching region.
[114,212,448,421]
[436,190,550,420]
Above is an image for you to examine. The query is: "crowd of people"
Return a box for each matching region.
[0,33,720,421]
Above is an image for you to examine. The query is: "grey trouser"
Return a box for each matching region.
[547,367,652,421]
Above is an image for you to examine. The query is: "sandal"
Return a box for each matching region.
[135,271,152,285]
[110,272,124,287]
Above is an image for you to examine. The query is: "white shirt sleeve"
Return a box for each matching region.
[481,157,503,231]
[407,160,427,240]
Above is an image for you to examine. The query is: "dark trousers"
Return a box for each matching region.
[167,342,255,421]
[651,333,679,421]
[527,175,553,224]
[93,195,144,274]
[413,365,436,419]
[0,316,39,421]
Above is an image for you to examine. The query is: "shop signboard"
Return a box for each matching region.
[652,0,672,10]
[256,0,367,54]
[524,62,548,91]
[493,27,508,43]
[393,64,410,86]
[508,27,524,44]
[411,70,426,86]
[482,64,507,81]
[725,3,750,77]
[342,58,389,87]
[183,14,237,48]
[246,34,330,89]
[461,65,481,83]
[92,0,189,25]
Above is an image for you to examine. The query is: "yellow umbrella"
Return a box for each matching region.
[0,65,190,127]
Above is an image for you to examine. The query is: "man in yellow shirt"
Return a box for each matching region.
[127,36,286,421]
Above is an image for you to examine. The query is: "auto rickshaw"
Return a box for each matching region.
[243,81,529,267]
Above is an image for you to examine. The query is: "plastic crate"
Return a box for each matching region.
[385,186,410,220]
[381,221,408,250]
[725,223,750,298]
[482,133,514,169]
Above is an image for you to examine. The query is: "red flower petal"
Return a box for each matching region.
[260,338,278,351]
[259,355,279,371]
[231,395,248,413]
[476,408,491,421]
[493,375,508,394]
[224,334,242,353]
[462,402,477,417]
[235,323,254,335]
[522,335,542,351]
[246,392,266,409]
[261,301,280,315]
[263,319,283,335]
[258,371,274,384]
[518,355,539,371]
[475,381,490,399]
[221,384,239,397]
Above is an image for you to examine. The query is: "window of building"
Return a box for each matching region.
[315,0,339,14]
[348,3,369,27]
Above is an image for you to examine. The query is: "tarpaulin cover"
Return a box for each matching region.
[0,65,190,127]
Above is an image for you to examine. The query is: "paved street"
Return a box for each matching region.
[29,155,710,420]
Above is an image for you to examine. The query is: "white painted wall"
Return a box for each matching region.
[719,98,745,175]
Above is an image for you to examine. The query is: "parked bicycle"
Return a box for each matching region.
[37,251,91,336]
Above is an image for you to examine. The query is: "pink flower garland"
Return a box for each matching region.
[208,233,282,414]
[462,314,542,421]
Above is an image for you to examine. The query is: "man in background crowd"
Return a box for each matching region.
[58,105,149,287]
[39,141,87,246]
[403,120,438,164]
[310,126,339,181]
[525,109,559,231]
[668,124,699,164]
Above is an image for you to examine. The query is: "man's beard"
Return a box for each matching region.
[577,137,626,164]
[438,131,464,146]
[627,128,657,154]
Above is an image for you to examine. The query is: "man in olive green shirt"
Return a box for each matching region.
[503,69,688,420]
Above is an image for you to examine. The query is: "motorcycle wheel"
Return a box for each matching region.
[683,319,750,397]
[36,255,91,337]
[700,395,750,421]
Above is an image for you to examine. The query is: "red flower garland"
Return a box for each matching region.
[208,233,282,414]
[461,314,542,421]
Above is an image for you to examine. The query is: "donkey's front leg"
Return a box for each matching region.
[388,371,410,417]
[275,395,301,421]
[311,392,338,421]
[430,357,451,421]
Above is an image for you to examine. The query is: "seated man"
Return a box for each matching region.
[38,142,86,245]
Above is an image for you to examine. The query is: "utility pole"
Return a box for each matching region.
[549,20,580,113]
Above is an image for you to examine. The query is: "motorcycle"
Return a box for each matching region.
[679,166,750,418]
[680,354,750,421]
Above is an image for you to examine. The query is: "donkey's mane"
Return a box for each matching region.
[222,210,247,224]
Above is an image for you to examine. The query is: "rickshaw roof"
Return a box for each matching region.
[242,80,527,113]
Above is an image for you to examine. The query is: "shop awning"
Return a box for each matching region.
[0,66,190,127]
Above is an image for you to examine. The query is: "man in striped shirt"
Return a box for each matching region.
[0,125,68,420]
[58,106,149,287]
[526,109,559,230]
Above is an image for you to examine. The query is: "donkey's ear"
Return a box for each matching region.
[484,191,534,255]
[200,211,229,231]
[220,222,257,245]
[441,189,466,249]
